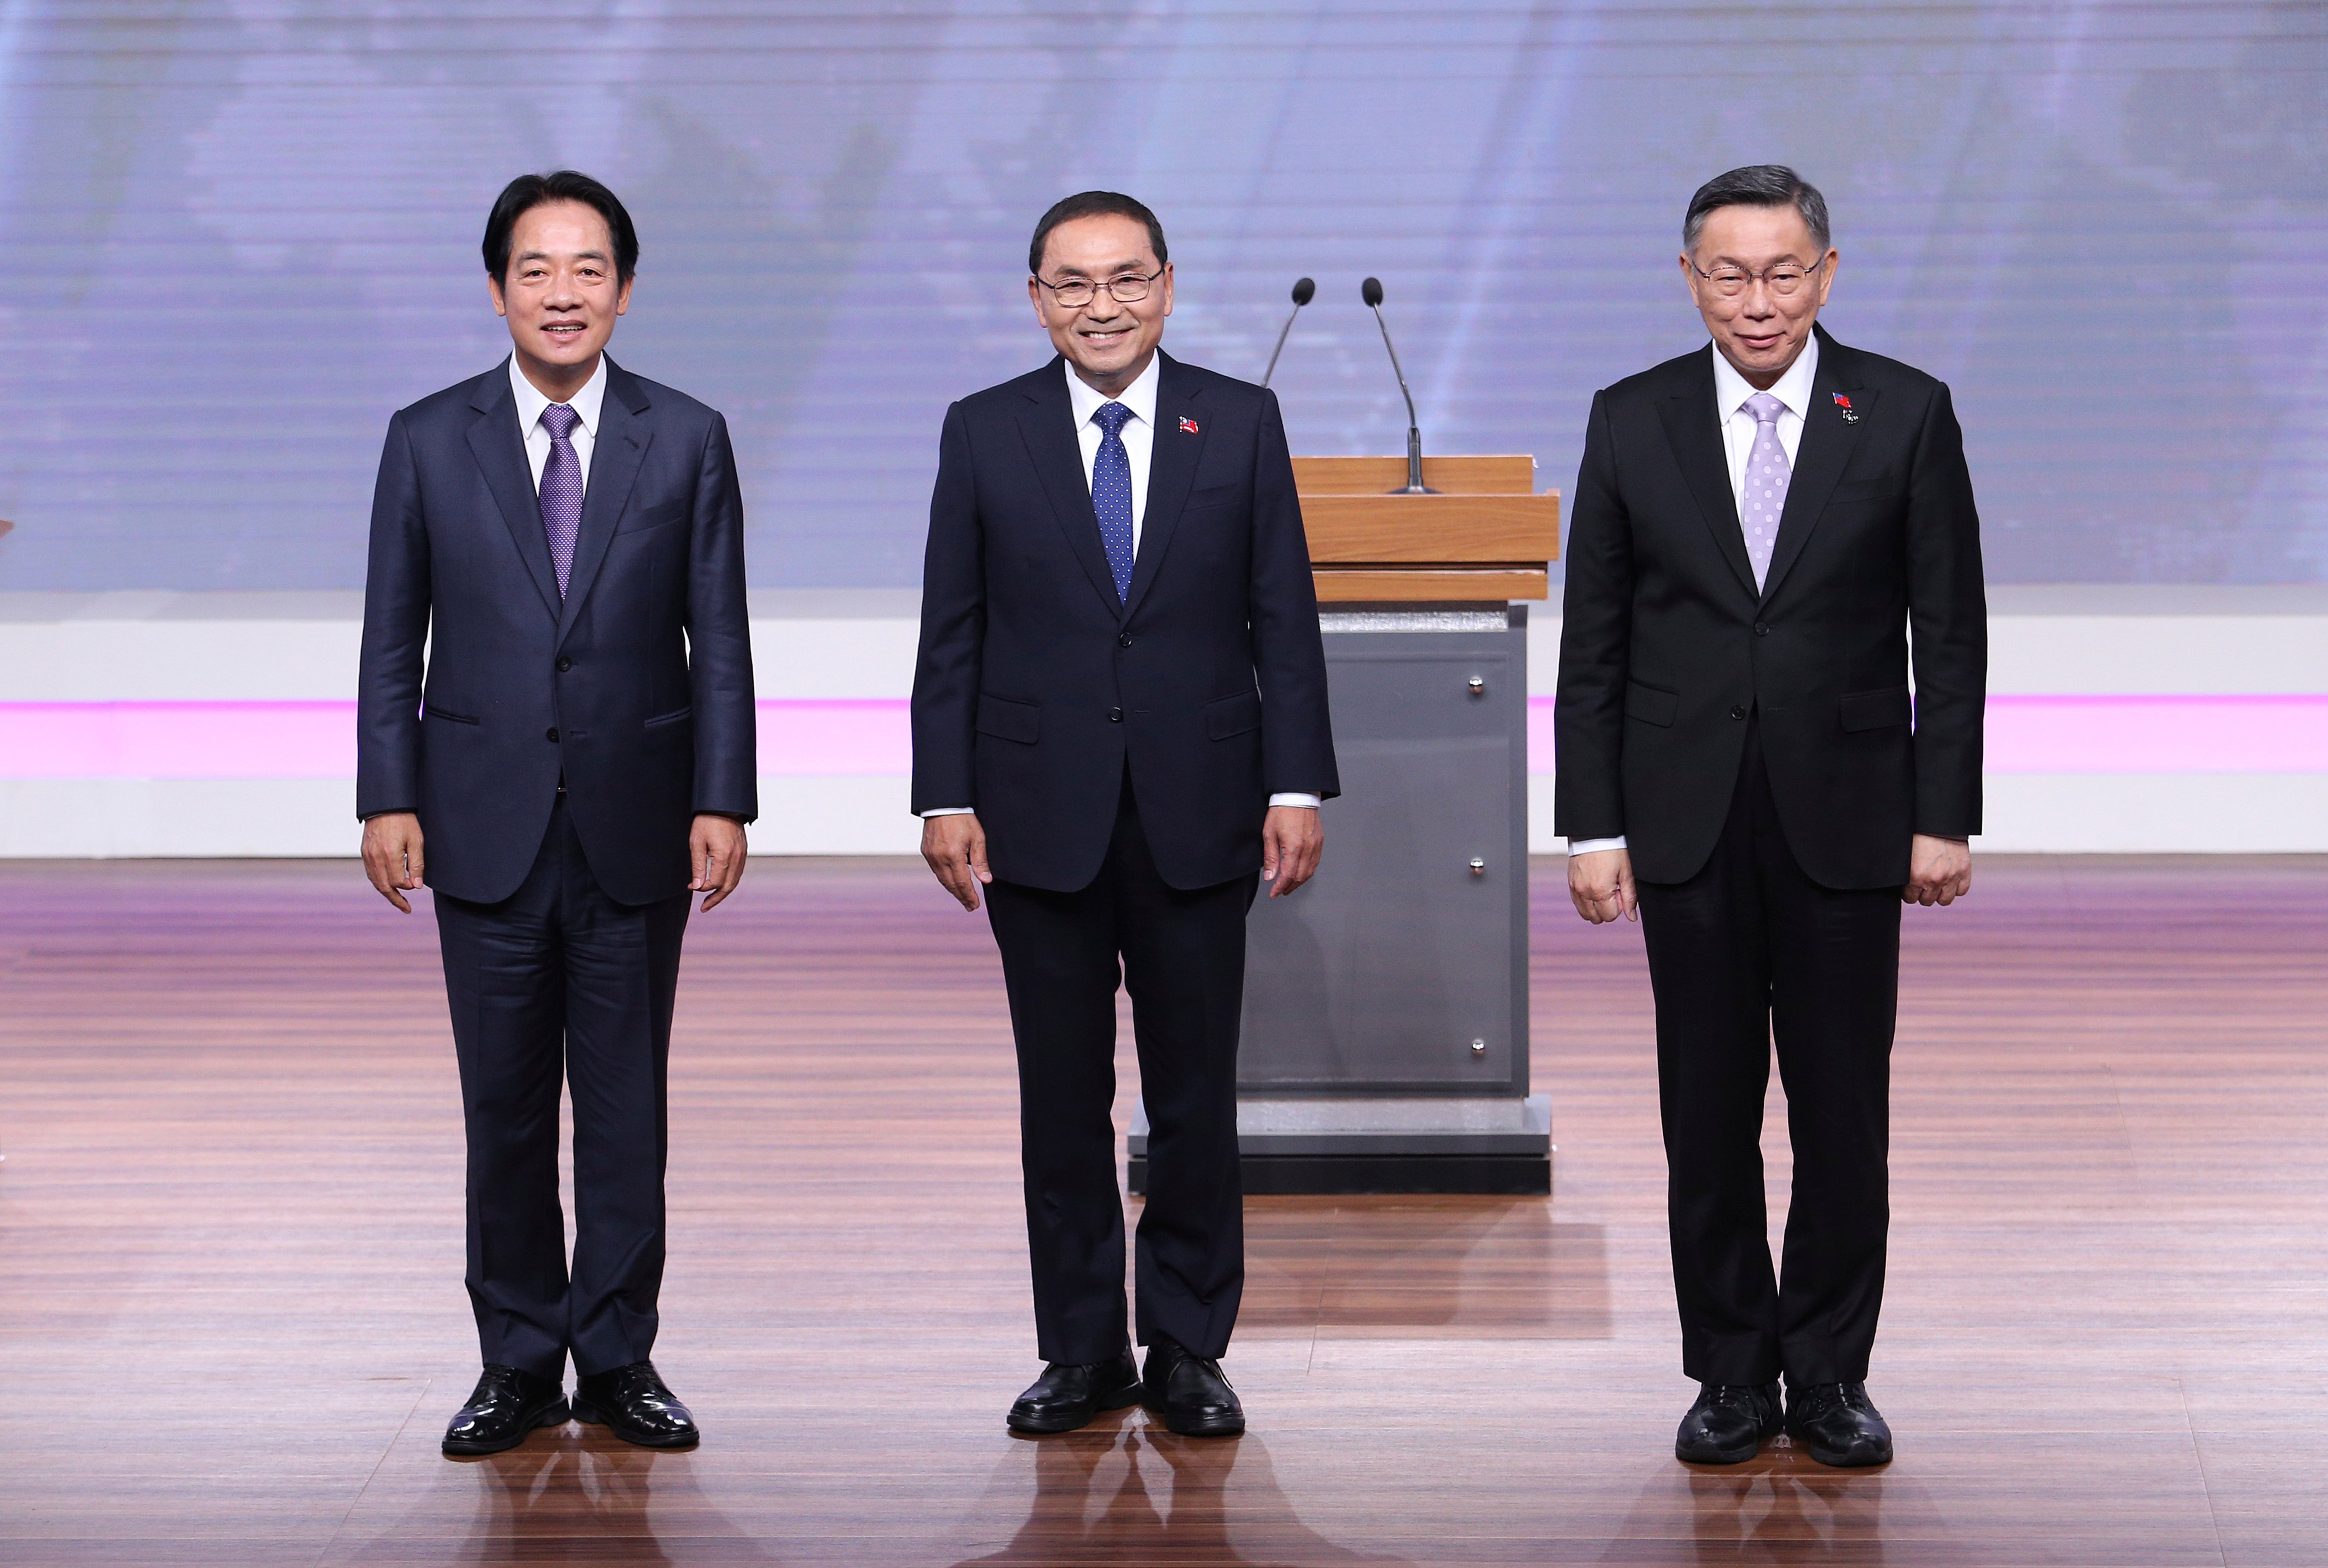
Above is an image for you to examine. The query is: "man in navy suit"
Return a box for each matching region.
[358,171,756,1457]
[1557,167,1985,1468]
[912,192,1338,1438]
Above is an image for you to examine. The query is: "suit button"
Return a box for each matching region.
[1729,706,1747,721]
[1753,623,1770,637]
[546,727,560,742]
[1108,707,1123,723]
[556,656,573,672]
[1119,632,1134,649]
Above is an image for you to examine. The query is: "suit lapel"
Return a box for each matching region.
[1122,353,1205,620]
[556,358,652,644]
[1656,351,1759,600]
[1758,328,1872,607]
[466,363,562,620]
[1016,359,1126,619]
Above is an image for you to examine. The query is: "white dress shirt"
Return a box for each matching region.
[922,353,1319,818]
[1568,338,1821,858]
[509,353,608,494]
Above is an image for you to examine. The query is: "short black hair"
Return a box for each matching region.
[1683,165,1831,254]
[483,170,639,285]
[1028,191,1168,276]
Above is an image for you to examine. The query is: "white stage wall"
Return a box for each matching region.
[0,588,2321,858]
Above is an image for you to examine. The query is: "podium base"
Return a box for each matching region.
[1128,1151,1549,1196]
[1126,1094,1551,1196]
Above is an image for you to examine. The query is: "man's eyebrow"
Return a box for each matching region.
[1044,259,1151,280]
[513,247,611,263]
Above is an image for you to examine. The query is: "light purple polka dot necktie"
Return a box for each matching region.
[1739,391,1789,591]
[1091,401,1135,602]
[538,402,583,599]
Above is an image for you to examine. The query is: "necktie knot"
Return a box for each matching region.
[1093,401,1133,438]
[541,402,580,442]
[1744,391,1786,427]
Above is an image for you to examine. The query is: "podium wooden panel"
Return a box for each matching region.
[1292,454,1559,602]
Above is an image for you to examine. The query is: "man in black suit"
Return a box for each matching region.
[912,191,1337,1438]
[358,171,756,1457]
[1556,166,1986,1468]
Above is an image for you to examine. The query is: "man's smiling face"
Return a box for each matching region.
[1028,213,1172,398]
[490,199,632,393]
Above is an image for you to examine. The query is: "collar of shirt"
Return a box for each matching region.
[1710,334,1819,427]
[1064,351,1160,434]
[509,352,609,443]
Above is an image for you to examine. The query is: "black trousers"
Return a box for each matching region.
[984,778,1258,1365]
[432,796,690,1380]
[1637,717,1900,1387]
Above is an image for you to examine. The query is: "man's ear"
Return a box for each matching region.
[488,273,508,319]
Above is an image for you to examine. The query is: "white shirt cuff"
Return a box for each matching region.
[920,805,975,818]
[1568,836,1628,856]
[1269,793,1322,810]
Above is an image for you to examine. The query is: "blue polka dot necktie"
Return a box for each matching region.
[538,402,584,599]
[1091,400,1135,602]
[1740,392,1789,592]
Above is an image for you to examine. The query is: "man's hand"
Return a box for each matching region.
[1904,833,1971,907]
[1568,846,1637,924]
[1261,805,1323,898]
[922,813,992,912]
[691,814,748,911]
[361,812,425,914]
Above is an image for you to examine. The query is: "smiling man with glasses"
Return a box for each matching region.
[911,190,1337,1439]
[1555,165,1988,1469]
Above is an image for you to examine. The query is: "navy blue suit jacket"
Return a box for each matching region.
[357,356,757,906]
[911,353,1338,893]
[1554,327,1986,888]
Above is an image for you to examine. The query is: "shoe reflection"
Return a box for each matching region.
[1684,1452,1888,1565]
[956,1416,1413,1567]
[454,1434,683,1566]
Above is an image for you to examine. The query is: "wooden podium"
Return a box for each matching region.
[1129,457,1561,1195]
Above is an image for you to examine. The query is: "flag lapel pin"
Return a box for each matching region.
[1179,417,1200,434]
[1832,392,1859,424]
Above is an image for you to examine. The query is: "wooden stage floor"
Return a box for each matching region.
[1,853,2322,1565]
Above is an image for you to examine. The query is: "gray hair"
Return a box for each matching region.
[1683,165,1831,254]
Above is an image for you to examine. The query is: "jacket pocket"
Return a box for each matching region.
[1185,482,1239,509]
[1624,681,1678,728]
[975,693,1041,745]
[426,706,479,725]
[1205,688,1263,740]
[620,498,688,535]
[644,705,693,730]
[1839,685,1912,732]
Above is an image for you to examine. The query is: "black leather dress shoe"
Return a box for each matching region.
[1141,1337,1244,1437]
[571,1360,700,1449]
[1785,1381,1893,1467]
[1674,1381,1781,1464]
[1006,1350,1141,1434]
[442,1364,568,1457]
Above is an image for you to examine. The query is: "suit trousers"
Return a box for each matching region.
[432,794,690,1379]
[984,775,1259,1365]
[1637,715,1900,1387]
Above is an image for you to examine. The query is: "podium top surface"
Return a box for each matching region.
[1291,454,1536,495]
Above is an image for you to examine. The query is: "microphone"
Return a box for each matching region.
[1361,277,1433,494]
[1261,277,1314,389]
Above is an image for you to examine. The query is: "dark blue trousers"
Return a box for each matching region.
[433,796,690,1379]
[984,779,1258,1365]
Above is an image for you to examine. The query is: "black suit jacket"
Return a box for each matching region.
[911,352,1338,893]
[357,356,757,906]
[1554,326,1986,889]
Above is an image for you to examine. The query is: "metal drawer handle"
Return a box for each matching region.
[1469,857,1486,876]
[1467,675,1486,696]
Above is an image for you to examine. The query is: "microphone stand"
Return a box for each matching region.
[1261,277,1314,389]
[1364,280,1434,494]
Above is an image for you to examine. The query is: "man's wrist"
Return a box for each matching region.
[921,806,976,818]
[1568,835,1628,856]
[1268,793,1322,810]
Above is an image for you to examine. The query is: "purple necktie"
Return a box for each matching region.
[1091,401,1135,601]
[1740,392,1789,591]
[538,402,583,599]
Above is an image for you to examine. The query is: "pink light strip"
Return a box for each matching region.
[0,696,2322,781]
[1524,694,2328,775]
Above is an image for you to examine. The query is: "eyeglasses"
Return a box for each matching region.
[1034,267,1164,308]
[1690,255,1828,298]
